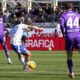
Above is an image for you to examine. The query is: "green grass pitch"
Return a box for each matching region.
[0,50,80,80]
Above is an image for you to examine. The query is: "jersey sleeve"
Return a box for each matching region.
[79,15,80,26]
[21,24,28,30]
[59,15,65,36]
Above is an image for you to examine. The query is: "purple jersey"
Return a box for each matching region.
[59,10,80,51]
[0,17,4,36]
[60,10,80,34]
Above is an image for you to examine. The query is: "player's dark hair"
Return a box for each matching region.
[25,17,32,25]
[64,2,73,10]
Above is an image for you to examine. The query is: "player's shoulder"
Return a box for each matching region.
[67,10,79,15]
[18,24,28,27]
[59,11,66,19]
[18,24,29,30]
[61,10,78,18]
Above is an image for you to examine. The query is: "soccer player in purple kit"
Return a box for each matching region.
[0,13,12,64]
[59,3,80,79]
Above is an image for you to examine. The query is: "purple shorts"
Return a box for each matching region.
[65,32,80,51]
[0,35,5,44]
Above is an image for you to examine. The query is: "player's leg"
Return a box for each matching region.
[18,35,27,64]
[66,50,74,78]
[65,38,74,79]
[2,36,12,64]
[75,36,80,53]
[11,44,25,64]
[4,29,9,42]
[23,50,32,71]
[17,46,32,71]
[17,50,31,71]
[18,49,32,70]
[11,44,32,71]
[17,53,25,64]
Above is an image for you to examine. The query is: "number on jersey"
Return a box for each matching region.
[67,17,79,28]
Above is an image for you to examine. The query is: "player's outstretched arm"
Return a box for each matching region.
[29,25,43,30]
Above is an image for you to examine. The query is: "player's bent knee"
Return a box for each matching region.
[27,52,31,56]
[25,53,31,57]
[26,51,31,56]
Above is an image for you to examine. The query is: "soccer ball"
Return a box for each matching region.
[28,61,36,70]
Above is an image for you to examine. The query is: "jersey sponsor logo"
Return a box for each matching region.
[67,29,79,32]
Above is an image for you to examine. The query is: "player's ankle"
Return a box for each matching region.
[68,72,74,79]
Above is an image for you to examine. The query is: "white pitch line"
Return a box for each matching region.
[0,71,67,74]
[0,66,22,68]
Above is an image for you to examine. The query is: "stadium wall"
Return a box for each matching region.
[0,37,65,51]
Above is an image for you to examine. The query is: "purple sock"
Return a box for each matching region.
[24,58,29,69]
[24,56,30,68]
[67,60,73,74]
[3,44,10,58]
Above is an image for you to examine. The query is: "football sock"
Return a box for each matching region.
[24,58,29,69]
[3,44,10,58]
[67,60,73,74]
[8,58,12,64]
[3,45,12,63]
[20,57,25,65]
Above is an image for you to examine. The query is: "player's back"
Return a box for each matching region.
[10,24,28,45]
[61,10,80,33]
[0,17,4,36]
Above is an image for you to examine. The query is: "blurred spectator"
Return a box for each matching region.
[54,6,63,22]
[53,29,59,37]
[3,10,11,23]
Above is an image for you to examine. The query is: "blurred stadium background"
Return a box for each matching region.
[0,0,80,80]
[0,0,79,50]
